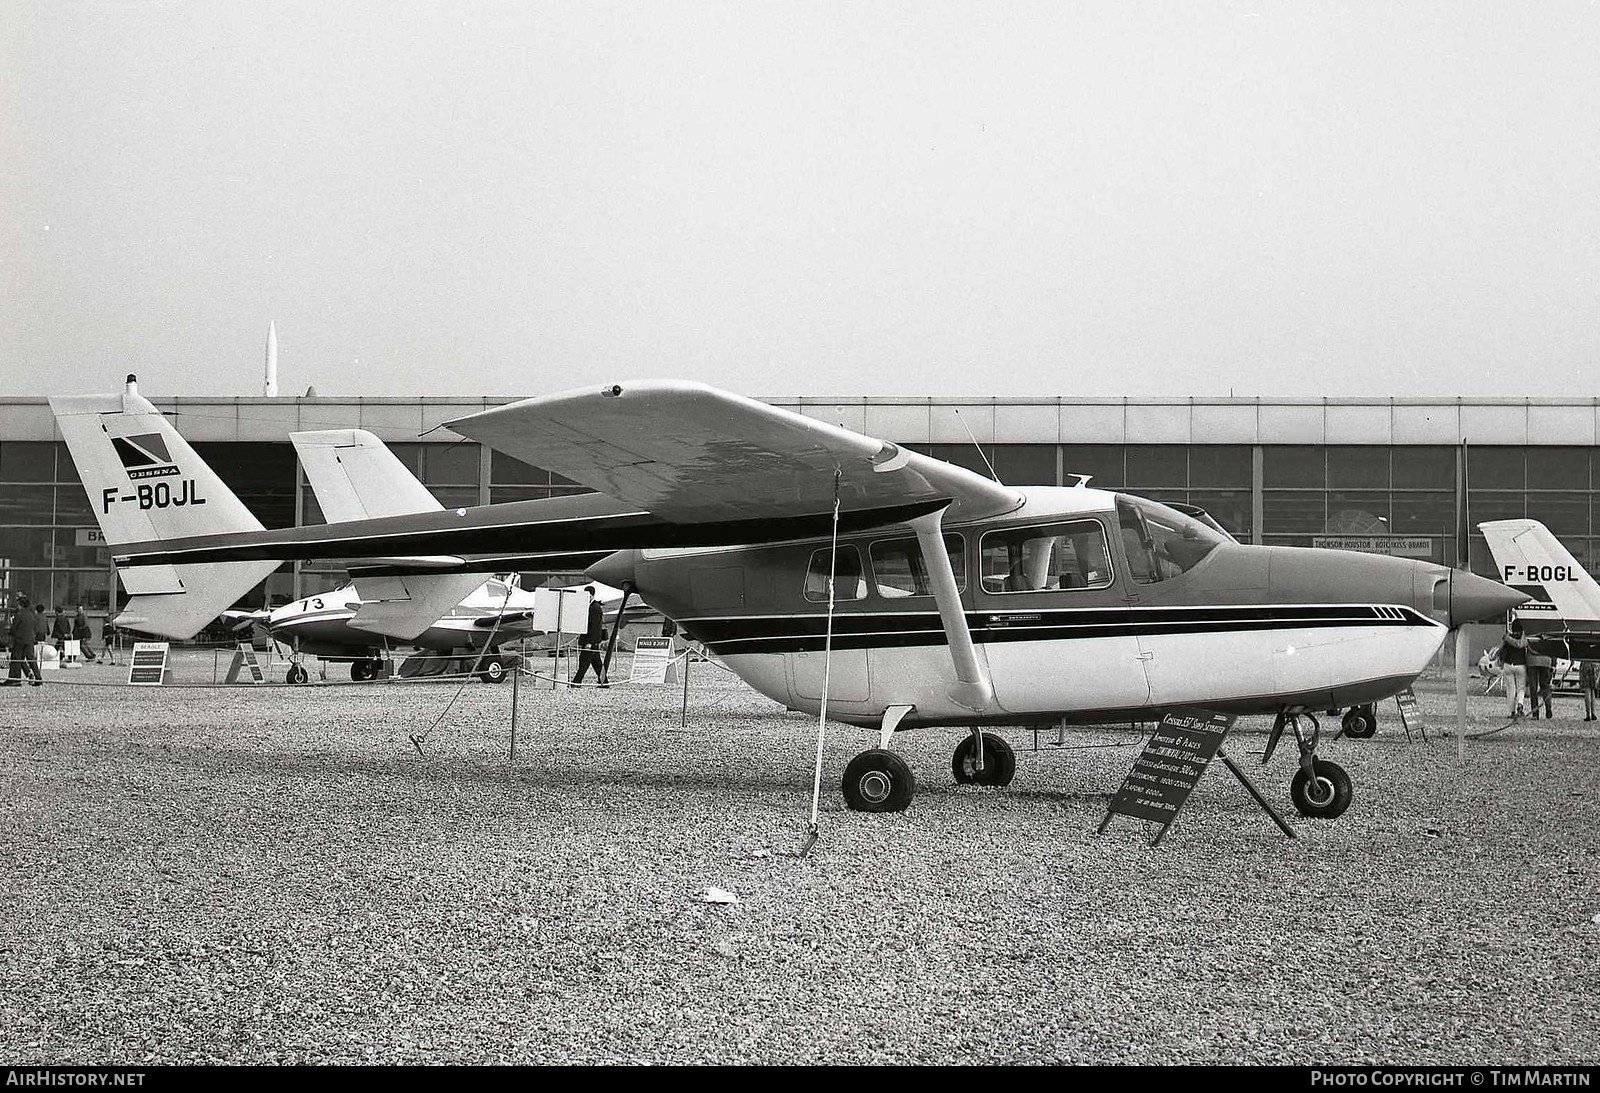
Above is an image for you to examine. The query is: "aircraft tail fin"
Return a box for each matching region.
[293,428,484,640]
[290,429,443,521]
[48,377,279,638]
[1478,519,1600,624]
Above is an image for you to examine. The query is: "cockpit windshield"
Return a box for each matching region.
[1115,495,1225,584]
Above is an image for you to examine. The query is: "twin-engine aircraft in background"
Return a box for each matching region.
[52,377,1526,819]
[246,574,635,684]
[259,427,636,682]
[1479,519,1600,663]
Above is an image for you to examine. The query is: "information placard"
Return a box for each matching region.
[629,637,676,684]
[1395,687,1425,740]
[1105,708,1234,827]
[128,641,169,686]
[224,642,265,684]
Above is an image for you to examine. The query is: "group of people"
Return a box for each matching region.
[3,597,103,686]
[1495,619,1600,722]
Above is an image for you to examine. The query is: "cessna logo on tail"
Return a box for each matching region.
[113,433,180,480]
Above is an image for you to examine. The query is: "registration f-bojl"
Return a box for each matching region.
[52,378,1526,819]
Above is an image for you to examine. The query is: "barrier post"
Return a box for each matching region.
[509,658,519,760]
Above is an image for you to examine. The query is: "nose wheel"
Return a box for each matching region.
[1265,710,1354,819]
[1290,761,1353,819]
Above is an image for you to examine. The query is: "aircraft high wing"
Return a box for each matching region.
[54,376,1526,819]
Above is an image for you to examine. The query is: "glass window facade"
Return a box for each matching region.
[5,417,1599,620]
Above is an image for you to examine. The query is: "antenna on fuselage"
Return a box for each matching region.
[952,408,1001,484]
[1068,473,1093,488]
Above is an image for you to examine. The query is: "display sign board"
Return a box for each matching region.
[1396,687,1425,738]
[1311,536,1435,559]
[629,637,676,684]
[224,642,265,684]
[531,587,588,636]
[1105,708,1235,827]
[128,641,169,686]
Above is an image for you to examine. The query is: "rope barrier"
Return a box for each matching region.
[802,470,842,856]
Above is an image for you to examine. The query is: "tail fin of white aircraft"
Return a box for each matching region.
[48,377,280,638]
[291,428,486,641]
[1478,519,1600,624]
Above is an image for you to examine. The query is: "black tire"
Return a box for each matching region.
[350,660,371,682]
[1290,759,1353,819]
[1342,704,1377,739]
[478,658,507,684]
[951,732,1017,787]
[286,664,309,685]
[841,749,916,813]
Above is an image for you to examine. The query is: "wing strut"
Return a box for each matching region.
[908,510,993,712]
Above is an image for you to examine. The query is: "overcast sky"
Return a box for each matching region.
[3,1,1597,401]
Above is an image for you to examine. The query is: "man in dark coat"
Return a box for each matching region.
[7,596,43,686]
[50,605,73,654]
[570,586,610,687]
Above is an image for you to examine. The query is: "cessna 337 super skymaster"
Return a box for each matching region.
[52,377,1526,818]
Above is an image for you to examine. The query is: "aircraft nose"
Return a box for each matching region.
[1443,569,1529,628]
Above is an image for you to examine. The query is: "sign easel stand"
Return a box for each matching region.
[1099,708,1296,846]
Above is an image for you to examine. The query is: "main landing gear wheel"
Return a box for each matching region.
[350,659,376,682]
[841,749,915,813]
[951,733,1016,787]
[1342,704,1377,739]
[1290,760,1353,819]
[286,663,309,685]
[477,658,507,684]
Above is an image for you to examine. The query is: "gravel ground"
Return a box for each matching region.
[2,652,1598,1065]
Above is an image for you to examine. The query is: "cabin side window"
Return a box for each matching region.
[869,534,966,598]
[1116,495,1222,584]
[979,520,1113,594]
[803,545,868,603]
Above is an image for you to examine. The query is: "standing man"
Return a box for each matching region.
[570,586,610,688]
[1499,620,1529,720]
[1581,658,1599,723]
[1526,646,1555,719]
[7,595,43,686]
[50,605,73,654]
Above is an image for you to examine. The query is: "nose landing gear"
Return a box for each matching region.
[1265,710,1353,819]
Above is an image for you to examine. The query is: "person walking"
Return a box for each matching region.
[1499,620,1529,720]
[570,586,609,688]
[73,606,96,662]
[1581,658,1599,723]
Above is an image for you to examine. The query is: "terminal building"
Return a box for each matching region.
[2,392,1597,633]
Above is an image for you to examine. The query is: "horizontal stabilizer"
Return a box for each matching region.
[347,572,491,641]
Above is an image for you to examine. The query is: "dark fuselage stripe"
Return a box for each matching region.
[683,605,1436,656]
